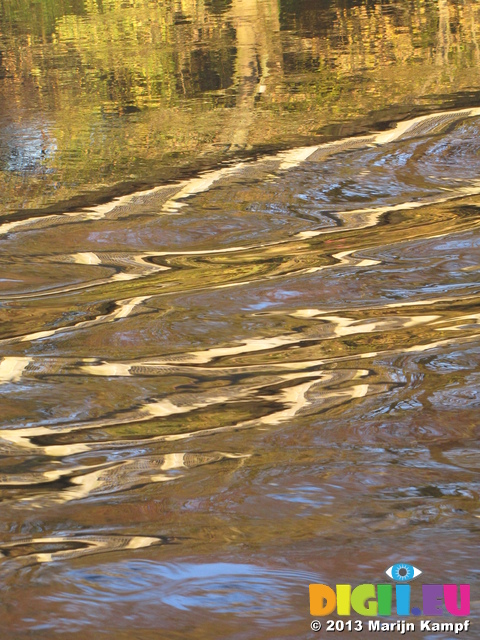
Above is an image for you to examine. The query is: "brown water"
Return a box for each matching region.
[1,0,480,638]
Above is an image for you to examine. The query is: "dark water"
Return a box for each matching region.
[1,0,480,638]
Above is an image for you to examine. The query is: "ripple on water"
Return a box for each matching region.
[0,106,479,639]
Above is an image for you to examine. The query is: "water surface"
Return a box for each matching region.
[0,0,479,637]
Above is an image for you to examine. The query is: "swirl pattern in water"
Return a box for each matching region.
[0,106,480,637]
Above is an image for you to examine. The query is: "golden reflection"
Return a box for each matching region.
[3,0,480,213]
[0,4,480,630]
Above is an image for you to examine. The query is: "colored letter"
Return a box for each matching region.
[309,584,336,616]
[336,584,351,616]
[444,584,470,616]
[377,584,392,616]
[422,584,444,616]
[396,584,410,616]
[351,584,378,616]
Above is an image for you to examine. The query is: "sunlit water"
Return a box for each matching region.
[1,0,480,638]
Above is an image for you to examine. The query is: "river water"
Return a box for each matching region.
[1,0,479,638]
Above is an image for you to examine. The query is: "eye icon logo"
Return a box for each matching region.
[386,563,422,582]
